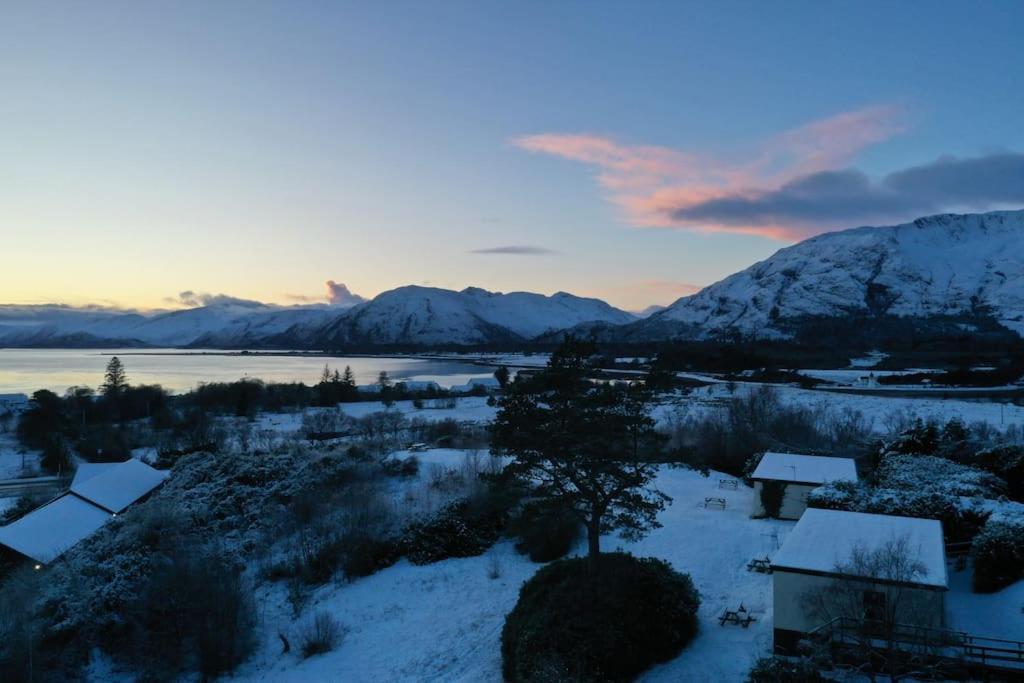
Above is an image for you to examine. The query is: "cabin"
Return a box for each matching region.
[771,508,948,654]
[750,452,857,519]
[0,459,168,567]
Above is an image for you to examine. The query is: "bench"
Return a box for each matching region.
[704,497,727,510]
[718,478,738,490]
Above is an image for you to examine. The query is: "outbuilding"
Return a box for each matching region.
[750,452,857,519]
[771,508,948,653]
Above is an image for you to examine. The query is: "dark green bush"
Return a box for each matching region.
[501,553,700,682]
[747,656,825,682]
[972,515,1024,592]
[402,497,507,565]
[759,481,787,519]
[340,534,403,578]
[508,502,580,562]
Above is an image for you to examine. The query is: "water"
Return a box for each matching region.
[0,348,497,395]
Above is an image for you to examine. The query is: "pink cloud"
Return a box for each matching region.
[512,104,908,241]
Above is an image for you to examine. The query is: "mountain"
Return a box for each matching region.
[308,286,636,346]
[628,210,1024,341]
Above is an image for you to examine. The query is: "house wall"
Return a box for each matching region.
[772,569,946,653]
[750,481,814,519]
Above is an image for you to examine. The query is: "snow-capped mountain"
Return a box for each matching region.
[635,210,1024,339]
[310,286,636,346]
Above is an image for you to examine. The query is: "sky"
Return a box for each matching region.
[2,1,1023,312]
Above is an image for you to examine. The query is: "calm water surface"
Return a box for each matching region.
[0,349,496,395]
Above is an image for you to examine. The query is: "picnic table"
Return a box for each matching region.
[704,497,727,510]
[746,556,772,573]
[718,478,738,490]
[719,602,756,628]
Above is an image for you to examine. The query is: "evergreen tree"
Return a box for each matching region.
[319,364,332,385]
[492,337,669,569]
[377,370,392,390]
[101,356,129,397]
[341,366,356,388]
[494,365,511,388]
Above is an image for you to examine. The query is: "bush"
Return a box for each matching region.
[501,553,700,682]
[747,656,825,682]
[508,502,581,562]
[403,497,508,565]
[972,513,1024,592]
[299,611,344,658]
[340,533,403,578]
[759,480,786,519]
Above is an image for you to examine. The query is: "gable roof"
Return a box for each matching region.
[70,459,169,514]
[0,494,111,564]
[772,508,948,589]
[71,462,119,486]
[751,452,857,485]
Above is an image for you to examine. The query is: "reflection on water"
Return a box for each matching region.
[0,349,496,395]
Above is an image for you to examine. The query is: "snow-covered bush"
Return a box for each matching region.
[501,553,700,682]
[972,510,1024,592]
[808,481,989,541]
[402,496,508,565]
[876,455,1006,498]
[747,655,825,682]
[964,444,1024,502]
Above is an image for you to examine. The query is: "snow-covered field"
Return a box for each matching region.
[230,458,789,683]
[0,432,39,480]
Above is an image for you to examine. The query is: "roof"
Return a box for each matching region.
[751,452,857,485]
[70,459,169,514]
[71,462,119,486]
[772,508,948,589]
[0,494,111,564]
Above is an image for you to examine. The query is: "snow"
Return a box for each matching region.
[70,459,169,514]
[946,568,1024,642]
[0,493,111,564]
[751,452,857,485]
[72,462,119,485]
[231,464,792,683]
[0,432,39,479]
[771,509,948,589]
[646,209,1024,339]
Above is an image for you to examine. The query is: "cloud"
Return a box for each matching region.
[671,153,1024,237]
[641,280,704,296]
[513,104,937,240]
[469,245,559,255]
[168,291,265,308]
[325,280,367,307]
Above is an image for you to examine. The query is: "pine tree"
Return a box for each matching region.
[319,364,332,385]
[491,337,669,570]
[101,356,129,396]
[341,366,356,388]
[494,365,511,388]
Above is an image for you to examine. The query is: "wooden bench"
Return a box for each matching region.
[747,556,772,573]
[704,497,727,510]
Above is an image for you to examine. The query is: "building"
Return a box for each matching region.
[750,452,858,519]
[771,508,948,653]
[0,393,29,414]
[0,459,168,566]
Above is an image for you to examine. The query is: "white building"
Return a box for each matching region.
[771,508,948,653]
[0,459,169,565]
[750,452,858,519]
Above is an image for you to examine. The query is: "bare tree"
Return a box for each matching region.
[801,536,951,681]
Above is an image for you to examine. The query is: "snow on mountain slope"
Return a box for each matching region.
[642,210,1024,339]
[313,286,635,346]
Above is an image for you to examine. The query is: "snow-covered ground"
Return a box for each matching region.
[230,459,791,683]
[0,432,39,480]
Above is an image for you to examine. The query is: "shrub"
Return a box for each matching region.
[340,534,403,578]
[403,497,508,565]
[875,454,1006,498]
[508,501,580,562]
[972,512,1024,592]
[747,656,825,682]
[501,553,700,682]
[381,455,420,477]
[299,611,345,658]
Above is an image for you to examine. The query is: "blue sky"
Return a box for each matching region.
[2,1,1023,310]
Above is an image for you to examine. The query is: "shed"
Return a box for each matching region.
[71,459,169,514]
[771,508,947,653]
[750,452,857,519]
[0,494,111,565]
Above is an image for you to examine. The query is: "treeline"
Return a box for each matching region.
[15,358,507,473]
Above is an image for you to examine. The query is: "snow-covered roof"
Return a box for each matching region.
[468,377,500,388]
[772,508,948,589]
[0,494,111,564]
[751,452,857,485]
[72,462,119,486]
[70,459,169,514]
